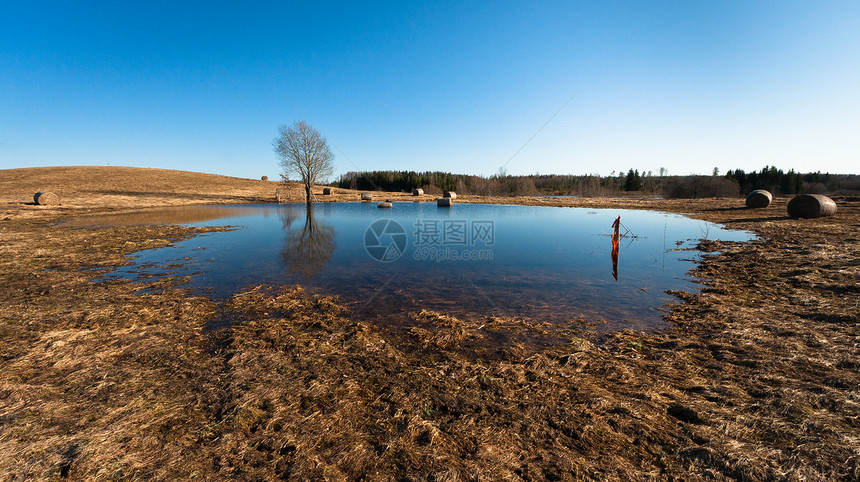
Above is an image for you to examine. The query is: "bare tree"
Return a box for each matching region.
[273,120,334,203]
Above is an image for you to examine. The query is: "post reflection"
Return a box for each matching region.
[278,204,336,279]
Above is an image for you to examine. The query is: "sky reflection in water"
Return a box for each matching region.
[94,203,753,332]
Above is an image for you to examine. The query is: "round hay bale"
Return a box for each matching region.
[437,197,453,207]
[34,191,59,206]
[787,194,837,218]
[412,188,424,196]
[261,175,268,181]
[360,192,373,201]
[443,191,457,199]
[745,189,772,208]
[377,202,393,208]
[323,187,332,195]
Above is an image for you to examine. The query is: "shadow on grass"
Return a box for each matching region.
[722,216,792,224]
[701,206,751,212]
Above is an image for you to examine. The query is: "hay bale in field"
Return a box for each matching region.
[261,175,268,181]
[443,191,457,199]
[787,194,837,218]
[34,191,59,205]
[745,189,772,208]
[323,187,332,195]
[412,188,424,196]
[377,202,393,208]
[361,192,373,201]
[437,197,453,207]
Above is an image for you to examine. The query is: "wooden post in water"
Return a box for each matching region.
[611,216,620,281]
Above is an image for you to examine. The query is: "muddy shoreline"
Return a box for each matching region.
[1,168,858,479]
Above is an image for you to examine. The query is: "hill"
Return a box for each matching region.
[0,166,291,209]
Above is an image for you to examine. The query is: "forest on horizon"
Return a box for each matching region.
[333,167,860,198]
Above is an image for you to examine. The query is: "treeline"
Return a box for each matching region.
[336,170,657,196]
[335,167,859,198]
[724,167,851,195]
[337,171,464,193]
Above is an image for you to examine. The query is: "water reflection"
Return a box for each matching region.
[279,204,336,279]
[92,203,755,332]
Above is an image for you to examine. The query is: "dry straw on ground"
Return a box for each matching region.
[1,166,858,479]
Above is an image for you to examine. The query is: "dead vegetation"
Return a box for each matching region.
[1,167,858,479]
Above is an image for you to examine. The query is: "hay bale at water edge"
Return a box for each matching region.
[323,187,332,195]
[787,194,837,218]
[360,192,373,201]
[412,188,424,196]
[443,191,457,199]
[377,202,393,208]
[34,191,59,205]
[437,197,453,207]
[745,189,772,208]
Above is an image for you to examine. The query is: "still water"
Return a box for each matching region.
[81,203,753,331]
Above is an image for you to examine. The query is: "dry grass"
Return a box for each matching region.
[0,166,295,219]
[1,166,859,479]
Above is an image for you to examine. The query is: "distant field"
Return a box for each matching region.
[0,166,292,209]
[0,166,448,215]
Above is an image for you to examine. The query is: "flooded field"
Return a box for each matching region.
[70,202,752,332]
[3,167,858,479]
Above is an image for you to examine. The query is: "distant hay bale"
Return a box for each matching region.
[412,188,424,196]
[437,197,453,207]
[360,192,373,201]
[787,194,837,218]
[323,187,332,195]
[34,191,59,206]
[377,202,393,208]
[745,189,772,208]
[443,191,457,199]
[261,175,268,181]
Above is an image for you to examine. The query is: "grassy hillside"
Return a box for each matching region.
[0,166,290,209]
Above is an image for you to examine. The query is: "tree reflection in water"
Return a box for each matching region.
[278,204,336,279]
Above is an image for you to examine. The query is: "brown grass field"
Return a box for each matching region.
[1,166,858,480]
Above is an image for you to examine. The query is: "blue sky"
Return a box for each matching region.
[2,1,858,179]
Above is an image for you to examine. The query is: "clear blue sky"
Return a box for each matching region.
[2,1,858,179]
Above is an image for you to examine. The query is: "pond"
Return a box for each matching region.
[74,202,753,333]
